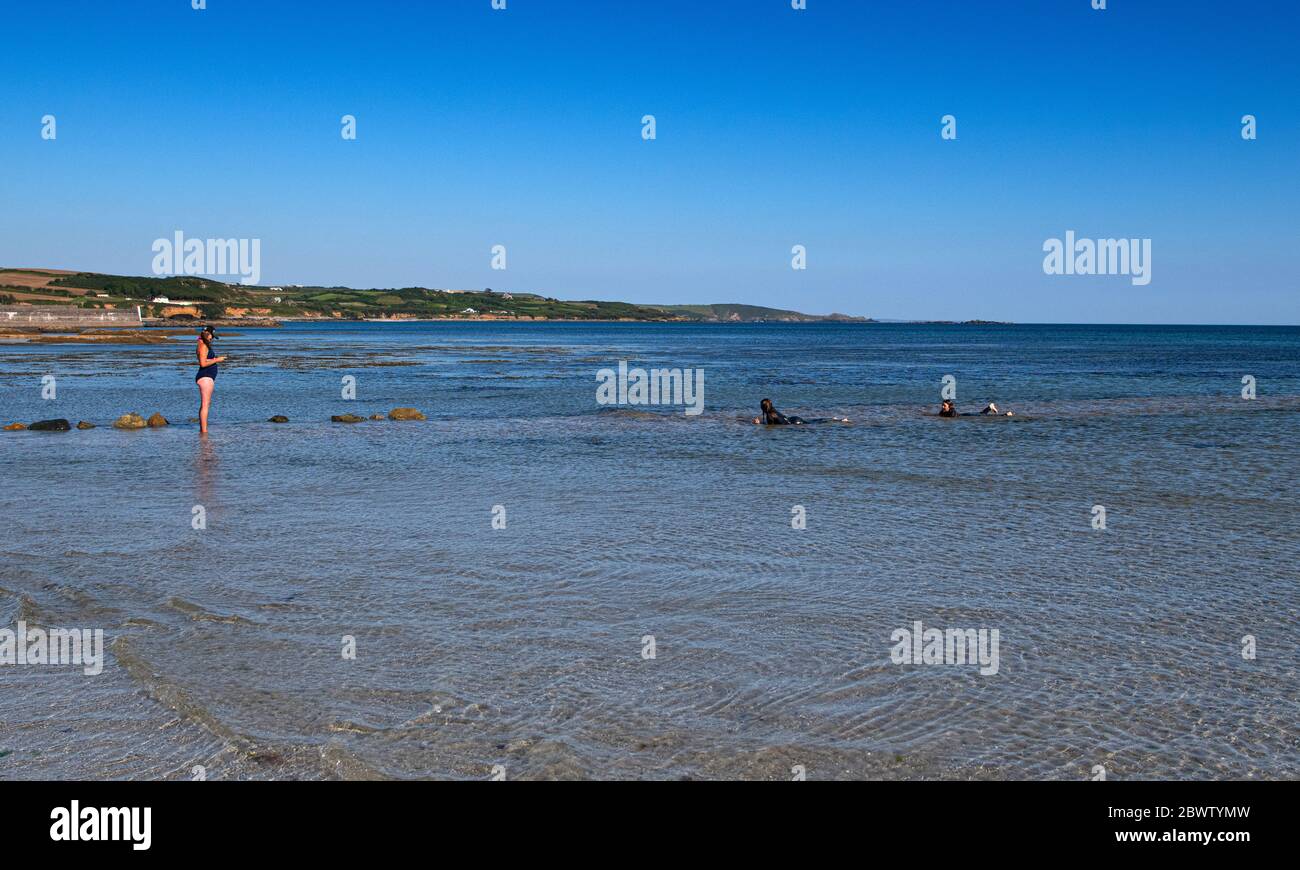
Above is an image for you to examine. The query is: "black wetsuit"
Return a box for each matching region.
[764,410,807,425]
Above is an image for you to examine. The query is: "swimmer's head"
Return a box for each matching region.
[760,398,774,413]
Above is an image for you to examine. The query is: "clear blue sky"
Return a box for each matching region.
[1,0,1296,323]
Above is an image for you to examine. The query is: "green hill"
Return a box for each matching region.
[2,268,866,323]
[647,304,868,322]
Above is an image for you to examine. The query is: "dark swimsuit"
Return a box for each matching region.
[196,343,218,382]
[763,410,807,425]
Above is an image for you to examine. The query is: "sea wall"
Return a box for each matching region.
[0,305,141,326]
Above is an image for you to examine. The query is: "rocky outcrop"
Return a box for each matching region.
[29,419,71,431]
[369,413,385,420]
[388,407,426,421]
[76,421,95,429]
[112,413,147,430]
[331,414,366,424]
[268,415,289,423]
[3,422,26,431]
[157,306,202,320]
[146,413,169,427]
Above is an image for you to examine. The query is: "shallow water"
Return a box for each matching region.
[1,322,1297,779]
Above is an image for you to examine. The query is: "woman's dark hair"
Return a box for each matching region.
[760,398,773,413]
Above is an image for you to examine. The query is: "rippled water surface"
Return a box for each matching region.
[2,322,1297,779]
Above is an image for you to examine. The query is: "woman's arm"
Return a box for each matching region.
[198,342,225,365]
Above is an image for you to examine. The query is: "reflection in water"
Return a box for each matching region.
[194,433,219,525]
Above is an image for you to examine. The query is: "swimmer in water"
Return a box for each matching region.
[195,325,226,434]
[752,398,849,425]
[939,399,957,417]
[980,402,1014,417]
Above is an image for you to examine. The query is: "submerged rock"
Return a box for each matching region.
[3,422,26,431]
[112,413,147,430]
[76,421,96,430]
[29,419,71,432]
[331,413,366,424]
[146,413,169,428]
[369,413,385,420]
[388,407,426,421]
[268,415,289,423]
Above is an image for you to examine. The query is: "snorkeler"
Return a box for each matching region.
[939,399,1013,417]
[755,398,804,425]
[753,398,849,425]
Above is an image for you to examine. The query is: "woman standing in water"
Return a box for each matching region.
[195,325,225,434]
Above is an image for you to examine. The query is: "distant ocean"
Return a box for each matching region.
[2,322,1297,779]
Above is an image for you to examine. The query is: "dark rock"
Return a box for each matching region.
[268,415,289,423]
[76,421,95,429]
[28,419,71,432]
[146,413,169,428]
[388,407,426,421]
[331,414,366,424]
[112,413,146,430]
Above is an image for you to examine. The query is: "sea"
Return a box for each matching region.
[1,321,1297,779]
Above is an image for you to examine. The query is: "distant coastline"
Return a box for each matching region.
[2,267,1016,329]
[2,267,881,325]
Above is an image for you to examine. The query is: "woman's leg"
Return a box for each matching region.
[197,377,214,433]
